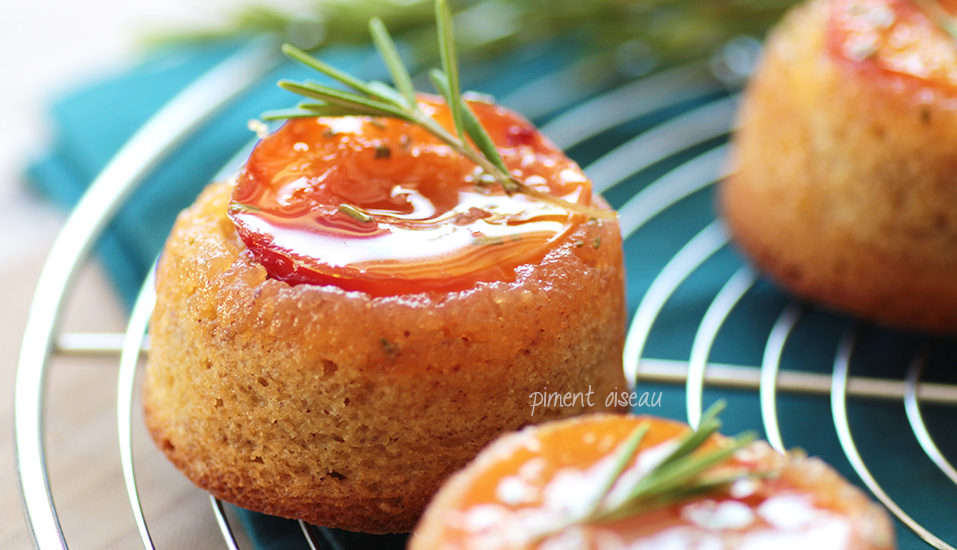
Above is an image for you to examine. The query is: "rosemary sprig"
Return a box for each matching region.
[261,0,615,220]
[592,400,759,521]
[530,400,769,542]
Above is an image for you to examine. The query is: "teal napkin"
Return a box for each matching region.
[26,37,957,550]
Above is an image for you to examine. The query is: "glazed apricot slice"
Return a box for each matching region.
[228,95,594,296]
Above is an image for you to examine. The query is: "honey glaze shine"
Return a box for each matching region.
[229,95,593,296]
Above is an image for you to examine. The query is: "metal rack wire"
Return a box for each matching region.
[15,37,957,550]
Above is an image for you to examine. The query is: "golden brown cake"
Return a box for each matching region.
[144,94,627,533]
[723,0,957,333]
[412,414,895,549]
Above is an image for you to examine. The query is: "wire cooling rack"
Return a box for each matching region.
[15,37,957,550]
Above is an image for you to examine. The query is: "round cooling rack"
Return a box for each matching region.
[15,37,957,550]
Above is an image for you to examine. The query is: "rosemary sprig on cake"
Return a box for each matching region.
[261,0,615,220]
[529,400,767,542]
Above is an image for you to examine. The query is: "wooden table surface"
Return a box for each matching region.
[1,1,275,547]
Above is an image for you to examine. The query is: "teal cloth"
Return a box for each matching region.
[26,37,957,550]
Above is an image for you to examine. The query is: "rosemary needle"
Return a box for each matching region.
[593,401,761,520]
[338,204,373,223]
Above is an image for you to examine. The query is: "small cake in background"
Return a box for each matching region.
[411,412,895,549]
[723,0,957,333]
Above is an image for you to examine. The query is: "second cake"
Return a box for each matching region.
[723,0,957,333]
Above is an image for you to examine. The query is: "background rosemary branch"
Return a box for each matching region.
[145,0,797,68]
